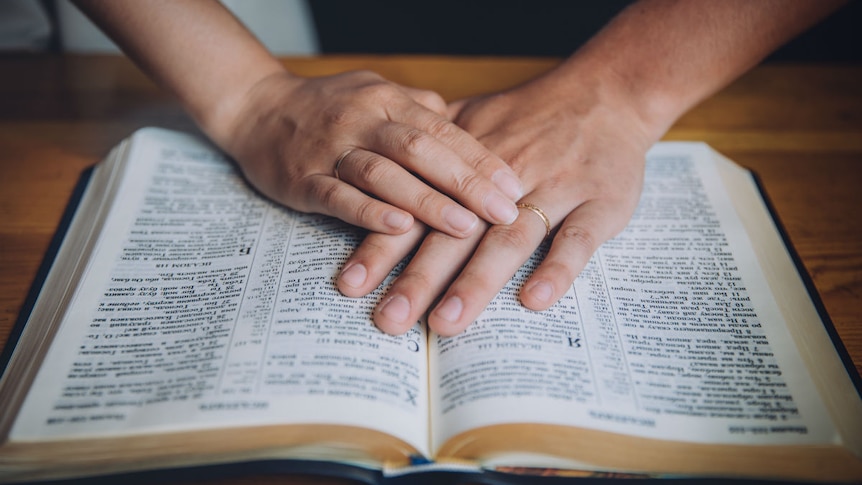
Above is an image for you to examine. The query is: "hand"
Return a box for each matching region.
[220,70,524,238]
[338,70,657,336]
[71,1,522,237]
[336,0,849,336]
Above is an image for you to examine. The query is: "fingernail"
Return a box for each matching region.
[528,280,554,304]
[383,210,412,231]
[484,192,519,224]
[492,170,524,200]
[379,294,410,324]
[443,205,479,234]
[433,295,463,323]
[339,263,367,289]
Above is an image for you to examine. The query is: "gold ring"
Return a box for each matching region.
[333,149,353,180]
[517,202,551,238]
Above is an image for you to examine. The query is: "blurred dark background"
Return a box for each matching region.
[2,0,859,63]
[310,0,862,62]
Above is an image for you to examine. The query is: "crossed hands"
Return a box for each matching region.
[225,68,656,336]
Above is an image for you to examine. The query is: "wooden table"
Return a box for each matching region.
[0,54,860,484]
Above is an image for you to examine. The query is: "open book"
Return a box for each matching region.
[1,128,860,484]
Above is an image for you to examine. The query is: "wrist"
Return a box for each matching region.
[555,54,684,146]
[195,65,297,151]
[523,58,670,155]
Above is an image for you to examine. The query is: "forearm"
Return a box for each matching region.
[550,0,847,140]
[74,0,527,239]
[73,0,287,144]
[373,0,848,335]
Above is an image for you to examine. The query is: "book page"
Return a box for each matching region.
[10,129,428,455]
[431,143,839,454]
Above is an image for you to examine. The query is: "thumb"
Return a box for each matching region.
[447,98,469,121]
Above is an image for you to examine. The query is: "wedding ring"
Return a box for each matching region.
[333,149,353,180]
[517,202,551,238]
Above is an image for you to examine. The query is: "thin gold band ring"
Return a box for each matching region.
[333,149,353,180]
[517,202,551,238]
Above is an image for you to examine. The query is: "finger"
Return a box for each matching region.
[372,221,488,335]
[337,221,428,298]
[299,174,415,234]
[416,98,524,200]
[521,199,629,311]
[370,121,520,226]
[427,199,557,336]
[401,86,448,117]
[446,98,468,120]
[334,148,482,238]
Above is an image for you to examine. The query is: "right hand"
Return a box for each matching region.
[218,70,524,237]
[338,65,655,336]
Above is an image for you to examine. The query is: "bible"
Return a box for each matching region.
[1,128,860,483]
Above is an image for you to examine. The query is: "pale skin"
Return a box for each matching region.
[76,0,845,337]
[73,0,524,240]
[336,0,848,336]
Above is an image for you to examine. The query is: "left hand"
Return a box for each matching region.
[338,70,659,336]
[218,70,524,238]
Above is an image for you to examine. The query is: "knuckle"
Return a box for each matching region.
[416,88,444,102]
[455,267,497,296]
[358,80,400,103]
[450,172,484,198]
[398,267,435,290]
[359,236,396,258]
[409,189,442,214]
[556,224,598,253]
[505,150,532,175]
[469,150,503,173]
[397,127,432,158]
[352,199,379,225]
[322,106,354,127]
[335,70,385,92]
[414,90,447,114]
[348,69,382,82]
[541,259,578,284]
[307,179,342,211]
[486,224,533,249]
[424,116,459,140]
[354,155,390,185]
